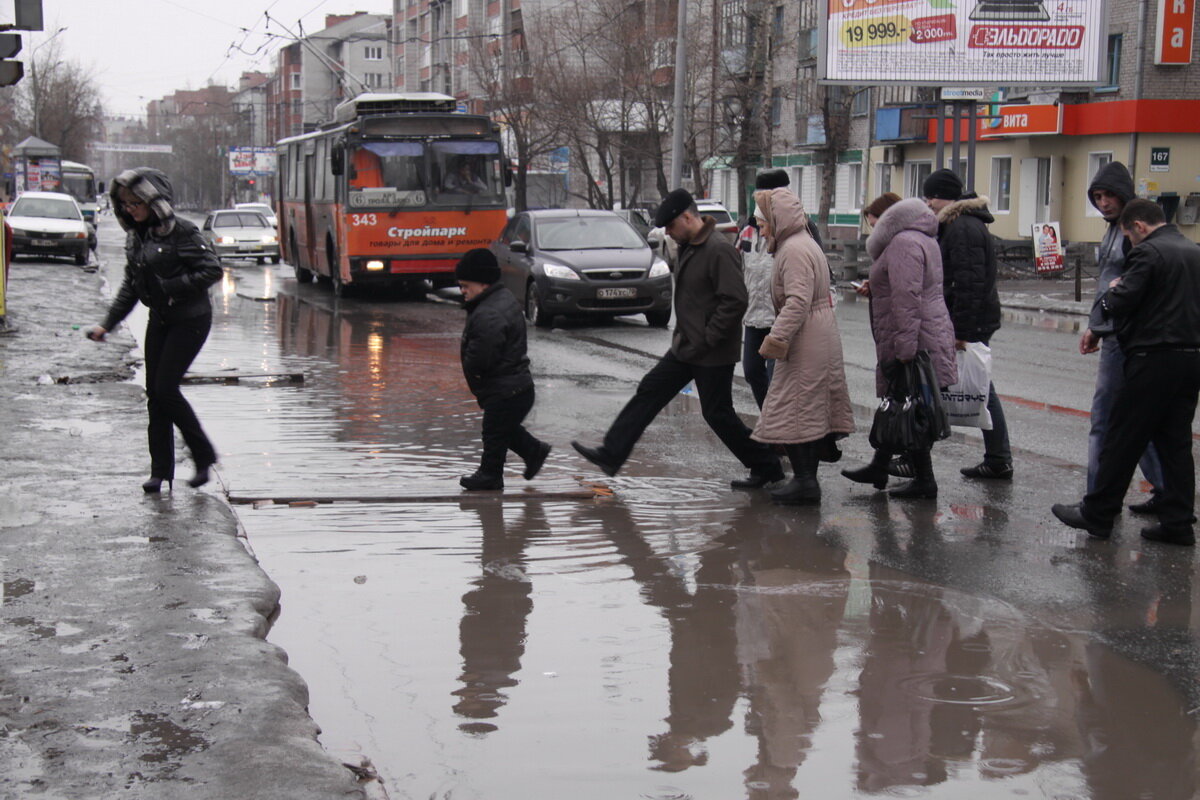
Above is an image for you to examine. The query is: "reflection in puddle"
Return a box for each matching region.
[192,283,1198,799]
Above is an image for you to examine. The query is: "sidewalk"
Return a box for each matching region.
[0,261,366,799]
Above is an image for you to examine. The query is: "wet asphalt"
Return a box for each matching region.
[2,214,1197,799]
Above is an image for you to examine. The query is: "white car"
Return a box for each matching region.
[8,191,90,265]
[234,202,277,228]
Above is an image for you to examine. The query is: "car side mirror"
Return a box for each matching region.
[510,240,528,254]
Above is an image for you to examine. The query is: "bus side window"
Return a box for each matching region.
[351,149,383,189]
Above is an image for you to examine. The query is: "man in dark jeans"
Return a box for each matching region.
[923,168,1012,480]
[572,189,783,487]
[1053,200,1200,546]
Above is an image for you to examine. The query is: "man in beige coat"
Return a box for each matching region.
[751,188,855,504]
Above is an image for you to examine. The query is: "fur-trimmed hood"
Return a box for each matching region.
[110,167,176,237]
[867,198,938,260]
[936,193,994,227]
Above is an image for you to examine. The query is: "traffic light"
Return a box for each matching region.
[0,33,22,87]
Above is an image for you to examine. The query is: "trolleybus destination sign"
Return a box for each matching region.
[820,0,1107,86]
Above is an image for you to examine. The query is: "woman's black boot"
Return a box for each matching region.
[842,449,891,490]
[142,477,171,493]
[770,444,821,505]
[889,449,937,499]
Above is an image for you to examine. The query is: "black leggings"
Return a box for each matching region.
[144,312,216,480]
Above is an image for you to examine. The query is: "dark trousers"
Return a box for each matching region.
[742,326,775,409]
[977,336,1012,466]
[601,350,778,475]
[144,312,216,480]
[1084,350,1200,529]
[479,386,541,475]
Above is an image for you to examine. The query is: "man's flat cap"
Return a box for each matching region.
[654,188,694,228]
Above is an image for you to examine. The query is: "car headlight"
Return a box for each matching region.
[542,263,580,280]
[261,234,278,244]
[217,236,235,244]
[10,228,27,237]
[649,258,670,278]
[69,231,87,239]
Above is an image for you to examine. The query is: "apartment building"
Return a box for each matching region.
[706,0,1200,246]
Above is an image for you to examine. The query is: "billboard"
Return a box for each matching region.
[228,146,277,175]
[820,0,1107,86]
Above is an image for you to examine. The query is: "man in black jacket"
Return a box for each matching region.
[457,248,551,490]
[1053,200,1200,545]
[923,168,1012,480]
[1078,162,1164,508]
[572,189,783,486]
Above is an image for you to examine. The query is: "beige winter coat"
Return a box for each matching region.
[750,189,855,445]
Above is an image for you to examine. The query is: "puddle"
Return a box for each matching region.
[29,418,113,436]
[182,283,1200,799]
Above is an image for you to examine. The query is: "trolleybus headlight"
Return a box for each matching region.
[649,258,670,278]
[542,263,580,280]
[366,260,386,271]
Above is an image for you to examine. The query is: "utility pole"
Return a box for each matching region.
[669,0,687,188]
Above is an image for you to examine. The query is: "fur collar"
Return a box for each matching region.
[936,194,992,226]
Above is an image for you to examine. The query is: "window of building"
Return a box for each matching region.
[851,86,869,117]
[1086,152,1113,217]
[991,156,1012,213]
[722,0,745,49]
[875,162,892,197]
[1101,34,1122,91]
[364,72,385,89]
[364,46,383,61]
[797,28,817,60]
[836,163,863,212]
[907,161,932,199]
[290,72,301,90]
[770,88,783,127]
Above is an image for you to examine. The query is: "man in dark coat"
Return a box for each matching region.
[1053,199,1200,546]
[1077,161,1164,509]
[923,168,1012,480]
[456,248,550,490]
[572,189,783,486]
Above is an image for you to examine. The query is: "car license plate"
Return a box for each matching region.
[32,239,53,247]
[597,287,637,299]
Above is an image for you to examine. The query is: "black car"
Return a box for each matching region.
[492,209,673,328]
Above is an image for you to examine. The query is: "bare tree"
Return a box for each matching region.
[8,38,103,160]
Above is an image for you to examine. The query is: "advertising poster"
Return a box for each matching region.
[820,0,1107,85]
[1032,221,1064,274]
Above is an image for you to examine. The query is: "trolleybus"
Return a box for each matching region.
[276,93,510,295]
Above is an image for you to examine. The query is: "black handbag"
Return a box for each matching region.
[869,353,951,453]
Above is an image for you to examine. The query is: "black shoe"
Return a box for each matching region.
[961,461,1013,480]
[523,441,552,480]
[187,465,213,489]
[1128,495,1164,516]
[769,476,821,505]
[889,478,938,500]
[570,441,620,477]
[1140,523,1195,546]
[1051,503,1112,539]
[142,477,171,493]
[886,455,914,479]
[731,465,785,490]
[842,462,889,490]
[460,472,504,491]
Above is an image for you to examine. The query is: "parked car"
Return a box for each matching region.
[492,209,673,328]
[648,198,737,269]
[7,191,90,266]
[235,202,277,228]
[202,209,280,264]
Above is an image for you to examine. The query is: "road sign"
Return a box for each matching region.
[1150,147,1171,172]
[0,61,23,86]
[0,34,22,59]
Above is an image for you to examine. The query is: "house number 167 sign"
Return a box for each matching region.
[1150,147,1171,172]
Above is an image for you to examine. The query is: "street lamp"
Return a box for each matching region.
[29,26,67,139]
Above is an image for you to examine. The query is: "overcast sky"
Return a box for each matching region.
[35,0,391,119]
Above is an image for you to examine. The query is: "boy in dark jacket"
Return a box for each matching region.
[456,248,551,490]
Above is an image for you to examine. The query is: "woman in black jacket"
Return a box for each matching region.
[87,168,223,493]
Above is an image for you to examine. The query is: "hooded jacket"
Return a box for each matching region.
[1086,161,1136,337]
[460,281,534,406]
[865,198,958,396]
[101,168,222,331]
[750,189,854,445]
[936,194,1000,343]
[671,216,747,366]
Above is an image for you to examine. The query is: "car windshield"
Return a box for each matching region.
[535,217,647,251]
[12,197,80,221]
[214,212,269,228]
[701,208,733,225]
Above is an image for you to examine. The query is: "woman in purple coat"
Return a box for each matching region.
[843,197,958,499]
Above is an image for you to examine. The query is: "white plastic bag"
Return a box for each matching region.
[940,342,993,430]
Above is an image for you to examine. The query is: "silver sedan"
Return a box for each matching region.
[202,209,280,264]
